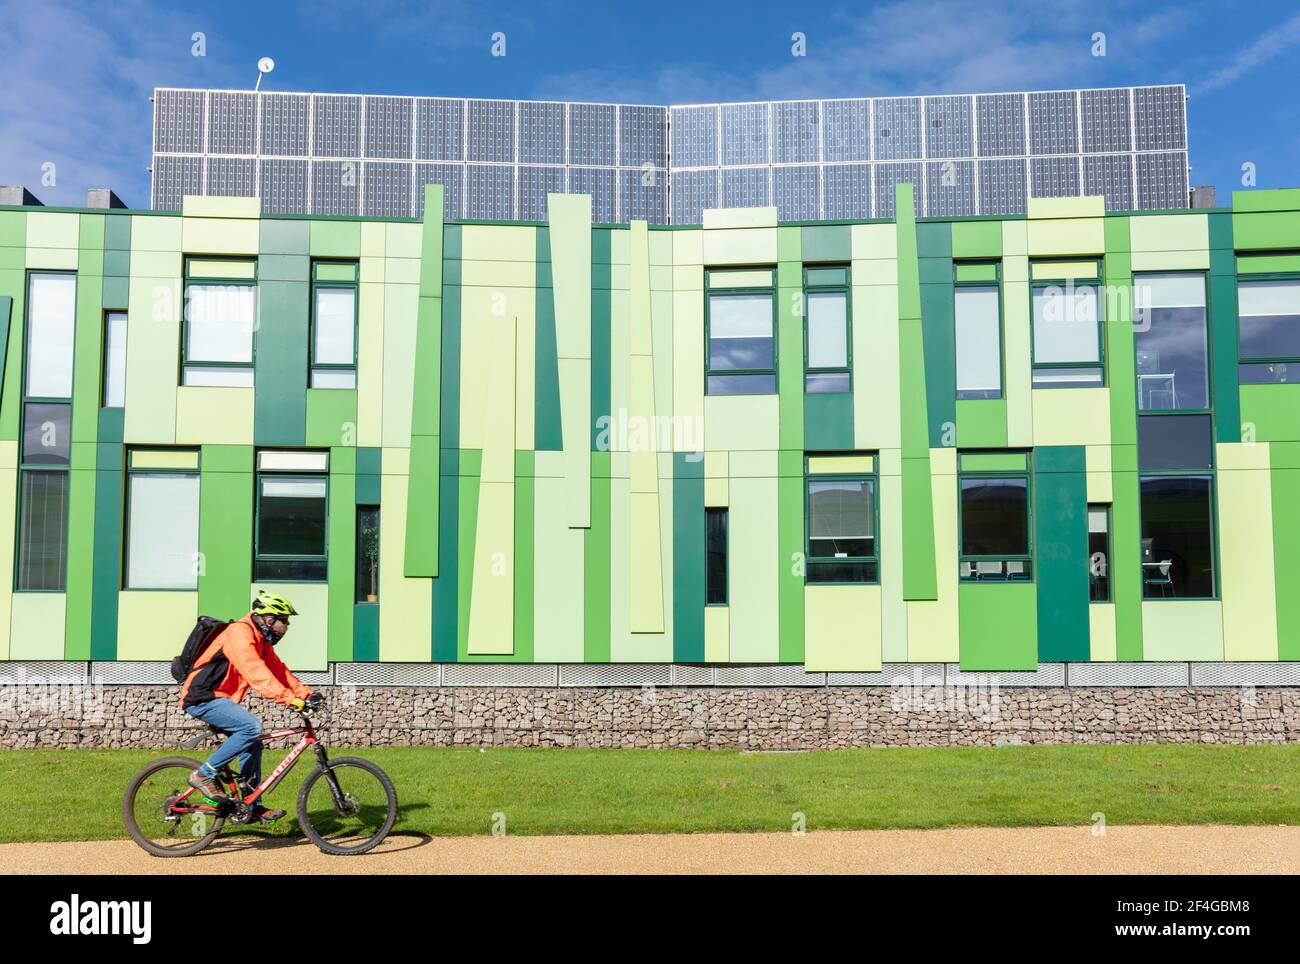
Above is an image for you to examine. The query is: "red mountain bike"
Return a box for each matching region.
[123,698,397,857]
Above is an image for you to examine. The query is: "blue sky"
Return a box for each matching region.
[1,0,1298,208]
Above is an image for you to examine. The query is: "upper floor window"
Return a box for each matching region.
[805,454,878,583]
[1030,259,1104,388]
[102,311,127,408]
[1088,504,1111,602]
[255,449,328,581]
[705,268,776,395]
[1133,272,1209,411]
[804,266,851,393]
[125,449,200,590]
[311,261,358,389]
[954,261,1002,400]
[25,272,76,400]
[958,451,1032,581]
[182,257,256,387]
[705,507,728,604]
[1237,257,1300,384]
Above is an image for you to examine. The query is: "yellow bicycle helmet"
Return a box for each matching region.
[251,590,298,617]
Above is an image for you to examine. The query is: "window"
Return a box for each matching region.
[954,262,1002,399]
[255,450,329,581]
[804,266,850,393]
[705,268,776,395]
[1030,260,1104,388]
[1140,476,1215,599]
[1133,272,1209,410]
[355,505,380,602]
[125,450,200,589]
[17,272,76,591]
[1237,273,1300,384]
[705,507,728,604]
[182,257,256,387]
[1088,504,1111,602]
[958,451,1032,580]
[311,261,358,389]
[805,454,878,583]
[102,311,127,407]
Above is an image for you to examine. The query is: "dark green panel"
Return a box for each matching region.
[356,446,382,504]
[803,391,855,450]
[917,221,955,448]
[103,213,132,251]
[253,279,309,445]
[352,603,380,663]
[431,447,459,662]
[440,229,462,446]
[801,224,851,263]
[1208,213,1240,443]
[672,453,705,662]
[259,219,309,256]
[97,406,124,444]
[1033,446,1090,662]
[590,232,612,447]
[0,296,10,414]
[534,228,563,450]
[89,461,123,660]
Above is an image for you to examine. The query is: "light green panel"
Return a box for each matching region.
[549,195,593,527]
[377,452,433,661]
[906,449,959,661]
[532,471,585,661]
[951,220,1002,260]
[357,280,385,447]
[0,442,17,657]
[181,217,259,256]
[310,220,361,258]
[9,592,66,659]
[305,389,358,447]
[804,585,883,671]
[1230,211,1300,251]
[702,227,778,265]
[704,606,729,662]
[64,465,96,658]
[253,581,328,672]
[26,211,80,251]
[610,469,674,662]
[1089,604,1118,661]
[728,475,779,662]
[1032,388,1110,446]
[958,582,1038,670]
[956,399,1008,447]
[1001,222,1032,447]
[1141,601,1224,661]
[182,196,260,219]
[1026,215,1105,257]
[113,591,195,661]
[878,454,907,662]
[327,452,356,663]
[852,281,901,450]
[123,235,181,443]
[467,481,515,654]
[704,394,780,451]
[702,207,777,230]
[175,387,254,444]
[1217,443,1278,660]
[1241,384,1300,440]
[380,282,418,448]
[671,288,704,446]
[959,452,1026,471]
[462,224,535,262]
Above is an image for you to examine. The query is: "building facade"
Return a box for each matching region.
[0,181,1297,679]
[152,85,1189,223]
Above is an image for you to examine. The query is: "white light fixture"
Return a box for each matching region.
[255,57,275,91]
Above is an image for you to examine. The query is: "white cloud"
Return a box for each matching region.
[1191,10,1300,95]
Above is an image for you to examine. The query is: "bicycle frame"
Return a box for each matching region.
[170,714,335,817]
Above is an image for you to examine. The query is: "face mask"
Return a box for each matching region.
[255,614,285,645]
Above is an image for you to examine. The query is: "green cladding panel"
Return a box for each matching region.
[1033,447,1090,662]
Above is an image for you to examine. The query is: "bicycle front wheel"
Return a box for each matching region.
[296,757,397,855]
[123,756,226,857]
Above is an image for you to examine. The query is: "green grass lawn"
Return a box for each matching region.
[1,744,1297,843]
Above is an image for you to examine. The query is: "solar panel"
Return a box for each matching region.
[1028,90,1077,155]
[873,98,922,161]
[312,94,362,158]
[466,100,515,164]
[924,96,973,159]
[568,104,617,166]
[976,93,1025,157]
[466,164,514,219]
[311,159,361,215]
[1030,155,1081,199]
[821,99,870,162]
[258,158,309,214]
[619,105,668,168]
[925,159,975,216]
[978,157,1027,214]
[669,106,718,168]
[722,166,769,207]
[415,98,465,161]
[362,161,412,216]
[670,169,717,224]
[875,163,922,217]
[569,167,617,221]
[415,163,464,218]
[151,154,202,210]
[1134,86,1186,151]
[773,102,819,164]
[721,103,770,166]
[1080,88,1131,153]
[364,96,413,160]
[207,91,256,155]
[1083,153,1133,211]
[206,156,256,197]
[519,165,566,220]
[619,167,668,223]
[773,165,819,220]
[823,164,872,219]
[519,101,566,165]
[259,93,309,156]
[154,88,204,153]
[1135,151,1187,209]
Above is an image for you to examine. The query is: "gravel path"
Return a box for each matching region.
[4,825,1298,874]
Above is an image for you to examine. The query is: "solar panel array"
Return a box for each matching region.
[152,85,1189,222]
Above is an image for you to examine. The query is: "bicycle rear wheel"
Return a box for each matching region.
[123,756,225,857]
[296,757,397,855]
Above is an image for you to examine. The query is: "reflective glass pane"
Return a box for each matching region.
[960,476,1029,556]
[22,403,70,465]
[1032,284,1100,364]
[17,470,69,590]
[26,273,76,399]
[1137,414,1213,471]
[1031,366,1103,388]
[313,286,355,364]
[1088,505,1110,602]
[186,284,255,363]
[808,479,874,558]
[258,476,327,558]
[805,372,850,393]
[127,473,200,589]
[955,286,1001,397]
[183,366,254,387]
[355,506,380,602]
[806,291,847,369]
[706,373,776,395]
[103,312,127,408]
[310,369,357,389]
[706,508,727,605]
[1238,279,1300,359]
[1140,475,1214,598]
[1133,273,1208,410]
[709,293,773,370]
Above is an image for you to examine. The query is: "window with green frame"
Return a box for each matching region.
[1088,503,1111,602]
[311,260,359,389]
[182,256,257,387]
[125,449,201,590]
[805,454,878,583]
[255,450,329,581]
[803,265,851,393]
[953,261,1003,399]
[1029,259,1104,388]
[1137,413,1216,599]
[705,267,776,395]
[1236,253,1300,384]
[17,271,76,592]
[958,451,1032,581]
[1132,271,1209,411]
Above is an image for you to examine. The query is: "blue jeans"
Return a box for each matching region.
[185,698,264,788]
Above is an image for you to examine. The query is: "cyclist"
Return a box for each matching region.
[178,591,316,824]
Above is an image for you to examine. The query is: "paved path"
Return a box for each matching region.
[4,826,1298,874]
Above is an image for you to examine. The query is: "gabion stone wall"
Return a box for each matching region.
[2,685,1298,749]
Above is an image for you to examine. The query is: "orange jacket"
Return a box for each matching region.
[178,614,312,709]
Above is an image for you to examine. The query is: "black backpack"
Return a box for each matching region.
[170,616,232,684]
